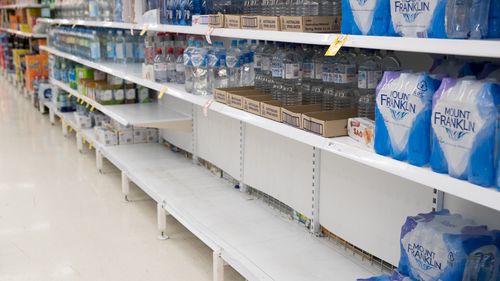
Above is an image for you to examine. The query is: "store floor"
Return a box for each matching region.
[0,79,244,281]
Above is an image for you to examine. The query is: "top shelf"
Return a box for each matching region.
[37,18,500,58]
[0,3,42,8]
[0,27,47,38]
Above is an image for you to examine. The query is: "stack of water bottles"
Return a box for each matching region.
[144,32,187,84]
[242,0,341,16]
[181,38,257,95]
[341,0,500,39]
[49,26,145,63]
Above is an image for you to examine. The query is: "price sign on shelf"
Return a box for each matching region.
[158,86,168,99]
[203,98,214,117]
[140,24,149,36]
[325,34,349,57]
[130,24,135,35]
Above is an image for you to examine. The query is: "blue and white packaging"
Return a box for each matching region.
[358,271,411,281]
[341,0,390,35]
[430,78,500,187]
[375,72,441,166]
[398,210,500,281]
[389,0,447,38]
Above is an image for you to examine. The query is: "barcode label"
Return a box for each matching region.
[283,112,299,127]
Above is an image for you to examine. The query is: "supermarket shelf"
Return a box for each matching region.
[0,27,47,38]
[80,128,100,149]
[50,78,191,129]
[37,18,500,58]
[0,3,42,8]
[99,143,379,281]
[55,110,77,129]
[42,45,500,211]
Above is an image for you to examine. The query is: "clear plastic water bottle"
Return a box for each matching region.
[240,40,254,86]
[114,30,126,64]
[191,41,208,95]
[165,47,176,82]
[207,42,219,93]
[154,48,168,83]
[226,40,242,88]
[125,34,135,63]
[183,40,196,92]
[135,35,145,63]
[332,51,357,110]
[114,0,123,21]
[301,44,315,104]
[357,50,380,120]
[446,0,471,38]
[319,0,331,16]
[99,0,113,21]
[253,40,265,90]
[261,41,275,94]
[88,0,99,20]
[90,30,101,61]
[321,55,337,110]
[281,44,302,106]
[215,42,228,90]
[469,0,490,39]
[270,42,286,100]
[303,0,319,16]
[309,46,325,104]
[175,48,186,84]
[381,51,401,72]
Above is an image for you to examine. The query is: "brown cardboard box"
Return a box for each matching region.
[280,16,341,33]
[302,109,357,137]
[259,16,281,31]
[281,104,322,128]
[241,15,259,29]
[261,100,283,122]
[214,86,255,104]
[228,90,264,109]
[224,14,241,29]
[244,95,273,115]
[209,14,224,28]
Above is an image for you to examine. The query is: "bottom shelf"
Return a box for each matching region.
[99,143,380,281]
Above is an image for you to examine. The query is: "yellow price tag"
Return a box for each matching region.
[82,137,86,144]
[80,99,85,105]
[88,141,93,150]
[69,126,73,133]
[325,34,349,57]
[140,24,149,36]
[158,86,168,99]
[86,102,90,109]
[76,97,80,103]
[90,105,95,112]
[72,23,77,28]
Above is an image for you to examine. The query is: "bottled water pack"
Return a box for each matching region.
[374,72,441,166]
[398,210,500,281]
[388,0,447,38]
[430,78,500,187]
[341,0,390,35]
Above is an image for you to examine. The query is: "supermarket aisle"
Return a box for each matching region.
[0,79,243,281]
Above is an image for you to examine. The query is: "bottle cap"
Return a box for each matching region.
[156,48,162,54]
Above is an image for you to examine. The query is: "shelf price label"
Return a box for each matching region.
[140,24,149,36]
[130,24,135,35]
[205,27,215,45]
[88,141,93,150]
[325,34,349,57]
[90,105,95,112]
[158,86,168,99]
[72,23,77,28]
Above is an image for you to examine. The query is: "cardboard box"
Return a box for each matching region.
[228,90,265,109]
[214,86,256,104]
[261,100,283,122]
[192,15,209,25]
[118,129,134,145]
[224,14,241,29]
[241,15,259,29]
[280,16,341,33]
[259,16,280,31]
[146,128,159,143]
[209,14,224,28]
[95,127,118,146]
[302,109,357,137]
[347,117,375,149]
[243,95,273,115]
[74,112,92,129]
[133,128,148,144]
[281,104,322,128]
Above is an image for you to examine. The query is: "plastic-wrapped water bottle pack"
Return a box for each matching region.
[341,0,500,39]
[358,209,500,281]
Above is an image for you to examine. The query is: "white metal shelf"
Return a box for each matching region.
[50,78,191,129]
[38,18,500,58]
[99,143,380,281]
[0,27,47,38]
[42,45,500,211]
[0,3,42,8]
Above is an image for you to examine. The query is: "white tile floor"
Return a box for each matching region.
[0,79,244,281]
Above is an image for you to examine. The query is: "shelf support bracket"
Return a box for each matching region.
[213,250,224,281]
[311,147,321,235]
[191,104,199,165]
[49,107,55,125]
[121,171,130,202]
[76,132,83,153]
[96,149,103,173]
[39,100,46,114]
[157,202,169,240]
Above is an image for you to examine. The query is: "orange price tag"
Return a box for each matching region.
[203,98,214,117]
[205,27,215,45]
